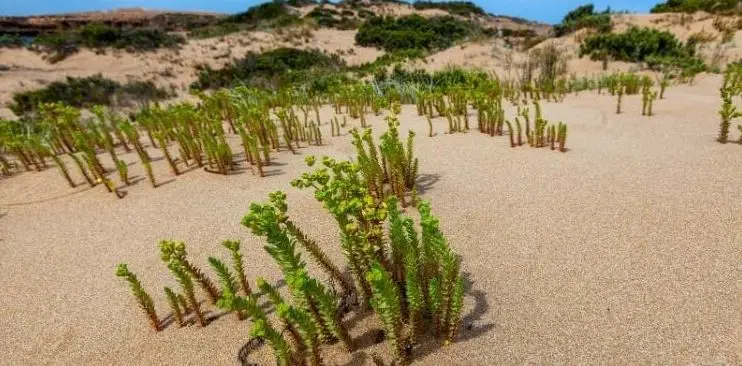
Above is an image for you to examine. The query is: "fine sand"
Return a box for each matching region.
[0,73,740,365]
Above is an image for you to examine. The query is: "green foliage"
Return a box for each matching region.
[579,26,697,63]
[168,260,207,326]
[218,290,293,366]
[9,75,171,116]
[412,1,486,17]
[307,7,361,29]
[258,277,323,365]
[718,65,742,143]
[554,4,612,37]
[164,286,185,327]
[242,193,353,350]
[222,240,252,296]
[366,262,405,364]
[651,0,742,13]
[160,240,222,304]
[418,200,465,344]
[355,15,472,51]
[378,103,419,205]
[208,257,239,299]
[115,263,160,331]
[191,48,346,90]
[646,54,707,81]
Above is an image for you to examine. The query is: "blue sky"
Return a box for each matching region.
[0,1,660,24]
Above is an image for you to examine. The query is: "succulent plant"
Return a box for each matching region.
[115,263,159,331]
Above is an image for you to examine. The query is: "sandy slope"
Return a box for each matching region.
[0,74,740,365]
[0,27,383,119]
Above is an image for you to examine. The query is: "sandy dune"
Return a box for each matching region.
[0,27,383,119]
[0,74,739,364]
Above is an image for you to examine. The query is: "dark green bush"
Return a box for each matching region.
[227,1,293,23]
[191,47,346,90]
[651,0,741,13]
[553,4,612,37]
[579,26,691,62]
[31,23,184,62]
[35,23,184,51]
[412,1,486,17]
[9,75,172,116]
[306,7,359,29]
[355,15,471,51]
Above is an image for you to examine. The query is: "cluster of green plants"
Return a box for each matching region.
[116,106,467,364]
[0,103,135,197]
[9,74,172,116]
[411,1,486,17]
[595,73,663,115]
[553,3,613,37]
[513,100,569,151]
[5,63,674,188]
[0,84,352,193]
[355,15,472,52]
[412,72,571,152]
[651,0,742,13]
[717,63,742,143]
[31,22,184,62]
[191,48,346,90]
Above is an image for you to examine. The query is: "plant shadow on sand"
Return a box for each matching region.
[415,173,441,195]
[0,185,94,206]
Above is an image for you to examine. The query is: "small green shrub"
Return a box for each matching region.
[191,48,346,90]
[579,26,694,63]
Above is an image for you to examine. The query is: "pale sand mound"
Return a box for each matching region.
[0,74,740,364]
